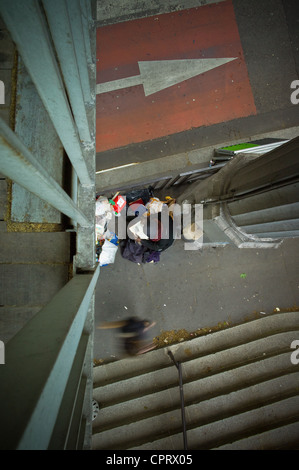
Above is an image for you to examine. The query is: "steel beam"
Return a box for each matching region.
[0,118,91,228]
[42,0,92,144]
[48,334,89,449]
[80,0,93,65]
[0,0,92,186]
[0,265,100,450]
[66,0,93,105]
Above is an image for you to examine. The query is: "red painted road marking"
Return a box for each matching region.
[96,0,257,153]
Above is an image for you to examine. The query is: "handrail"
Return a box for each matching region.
[0,0,93,187]
[0,265,100,450]
[98,162,226,196]
[0,0,97,450]
[168,350,188,450]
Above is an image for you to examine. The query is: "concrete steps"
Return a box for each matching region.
[92,311,299,450]
[225,182,299,240]
[228,183,299,218]
[231,200,299,238]
[232,202,299,227]
[228,183,299,239]
[241,218,299,238]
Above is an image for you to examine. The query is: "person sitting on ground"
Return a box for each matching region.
[134,199,177,252]
[136,210,174,252]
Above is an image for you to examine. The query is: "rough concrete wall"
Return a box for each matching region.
[96,0,226,25]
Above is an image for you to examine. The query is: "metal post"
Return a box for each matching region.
[66,0,93,105]
[80,0,93,65]
[0,0,92,187]
[0,265,100,450]
[42,0,92,144]
[168,351,188,450]
[0,118,91,228]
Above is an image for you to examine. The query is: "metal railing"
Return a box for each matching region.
[168,350,188,450]
[0,266,100,450]
[100,162,226,197]
[0,0,97,449]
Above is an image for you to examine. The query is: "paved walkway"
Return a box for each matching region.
[94,236,299,361]
[93,0,299,361]
[96,0,299,171]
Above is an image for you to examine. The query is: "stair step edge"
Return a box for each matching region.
[93,331,297,407]
[92,355,298,437]
[93,312,299,387]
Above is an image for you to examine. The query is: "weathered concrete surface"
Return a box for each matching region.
[94,236,299,361]
[92,311,299,450]
[96,0,226,26]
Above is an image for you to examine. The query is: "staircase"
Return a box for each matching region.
[229,182,299,239]
[92,311,299,450]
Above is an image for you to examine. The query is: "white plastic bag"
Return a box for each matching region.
[95,196,112,216]
[99,240,118,266]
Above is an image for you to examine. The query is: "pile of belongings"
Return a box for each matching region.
[95,196,118,266]
[120,238,161,264]
[95,187,176,266]
[120,188,176,264]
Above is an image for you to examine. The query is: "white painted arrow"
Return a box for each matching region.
[96,57,237,96]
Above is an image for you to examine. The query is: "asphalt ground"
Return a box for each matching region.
[93,0,299,361]
[94,236,299,361]
[95,0,299,171]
